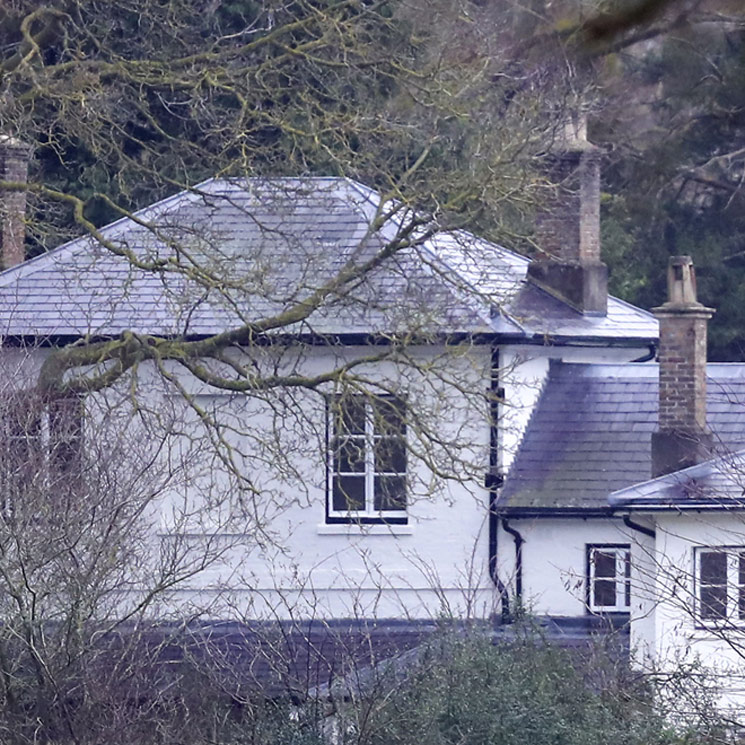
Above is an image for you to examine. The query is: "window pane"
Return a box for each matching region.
[624,552,631,607]
[49,396,84,474]
[593,579,616,607]
[374,437,406,474]
[700,552,727,584]
[328,393,407,521]
[373,476,406,511]
[334,397,366,435]
[10,406,42,439]
[701,585,727,620]
[593,551,616,578]
[4,403,43,488]
[333,437,365,473]
[373,397,406,436]
[332,476,365,512]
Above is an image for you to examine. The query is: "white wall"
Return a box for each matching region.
[497,516,655,622]
[1,340,657,626]
[634,512,745,713]
[152,339,651,622]
[144,342,498,621]
[0,343,500,621]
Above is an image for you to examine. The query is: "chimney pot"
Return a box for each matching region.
[663,255,702,308]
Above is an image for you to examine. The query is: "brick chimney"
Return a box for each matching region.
[0,136,30,270]
[527,115,608,315]
[651,256,715,478]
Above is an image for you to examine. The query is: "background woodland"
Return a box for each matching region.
[3,0,745,357]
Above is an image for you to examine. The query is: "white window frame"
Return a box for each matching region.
[695,546,745,626]
[587,544,631,613]
[326,394,407,524]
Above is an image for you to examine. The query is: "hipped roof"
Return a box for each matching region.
[0,177,657,343]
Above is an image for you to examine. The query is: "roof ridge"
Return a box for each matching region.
[547,360,660,378]
[422,231,529,334]
[606,294,657,320]
[548,360,745,377]
[419,235,511,331]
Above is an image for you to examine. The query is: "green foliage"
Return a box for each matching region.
[332,630,694,745]
[598,23,745,360]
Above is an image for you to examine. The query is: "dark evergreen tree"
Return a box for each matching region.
[598,20,745,359]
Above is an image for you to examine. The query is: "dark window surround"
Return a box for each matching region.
[325,394,407,526]
[48,396,85,474]
[4,396,83,462]
[585,543,631,615]
[0,395,84,516]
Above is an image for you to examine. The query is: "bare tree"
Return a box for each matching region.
[0,0,587,575]
[0,4,687,742]
[0,0,577,472]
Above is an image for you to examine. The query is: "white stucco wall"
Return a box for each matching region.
[132,342,497,621]
[497,516,656,623]
[0,343,500,621]
[147,339,655,622]
[630,512,745,713]
[1,339,658,626]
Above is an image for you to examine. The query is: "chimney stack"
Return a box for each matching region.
[527,115,608,315]
[0,136,30,270]
[651,256,715,478]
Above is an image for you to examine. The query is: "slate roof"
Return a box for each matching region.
[0,177,658,343]
[501,361,745,512]
[113,616,627,704]
[312,615,629,701]
[434,235,658,341]
[130,618,442,700]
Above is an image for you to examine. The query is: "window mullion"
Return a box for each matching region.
[729,551,737,622]
[41,407,50,489]
[589,549,596,587]
[587,545,631,612]
[365,401,374,514]
[41,408,50,455]
[327,402,334,509]
[615,552,624,610]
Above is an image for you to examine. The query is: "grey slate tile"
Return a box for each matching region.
[0,177,656,343]
[502,361,745,510]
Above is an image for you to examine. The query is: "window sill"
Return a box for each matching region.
[317,523,413,536]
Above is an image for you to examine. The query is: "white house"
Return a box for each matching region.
[500,255,745,710]
[0,131,659,623]
[3,130,745,705]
